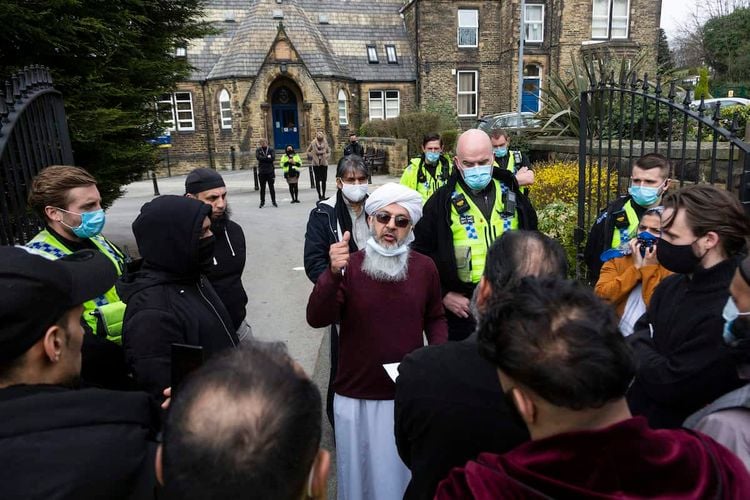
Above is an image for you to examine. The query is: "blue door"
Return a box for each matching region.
[271,87,300,150]
[521,77,541,113]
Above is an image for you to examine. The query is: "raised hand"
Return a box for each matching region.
[329,231,351,275]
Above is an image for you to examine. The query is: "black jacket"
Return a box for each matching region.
[255,146,275,175]
[395,337,529,500]
[413,169,538,298]
[204,217,248,330]
[627,257,745,428]
[343,141,365,157]
[0,384,158,500]
[118,196,238,398]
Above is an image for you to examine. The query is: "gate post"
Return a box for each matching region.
[575,91,590,280]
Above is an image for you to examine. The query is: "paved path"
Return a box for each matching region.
[106,166,395,499]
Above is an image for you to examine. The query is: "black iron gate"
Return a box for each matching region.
[0,66,73,245]
[576,72,750,280]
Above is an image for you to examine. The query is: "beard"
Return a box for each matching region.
[361,229,411,282]
[211,204,231,228]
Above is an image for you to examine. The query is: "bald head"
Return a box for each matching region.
[455,129,493,170]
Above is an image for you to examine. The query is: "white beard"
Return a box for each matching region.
[362,246,410,282]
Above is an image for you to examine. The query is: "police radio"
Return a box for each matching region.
[612,209,629,230]
[502,190,516,217]
[451,192,470,215]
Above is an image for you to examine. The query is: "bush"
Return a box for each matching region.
[537,201,578,277]
[360,111,460,158]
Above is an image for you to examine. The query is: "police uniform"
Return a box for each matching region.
[400,155,453,204]
[27,229,127,343]
[493,150,527,174]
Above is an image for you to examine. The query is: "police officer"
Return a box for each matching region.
[400,133,453,204]
[413,129,537,341]
[584,153,671,283]
[26,165,131,389]
[489,128,534,187]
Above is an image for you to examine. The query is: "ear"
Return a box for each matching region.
[476,277,493,310]
[185,193,196,200]
[510,387,537,426]
[309,449,331,499]
[703,231,721,251]
[155,444,164,486]
[41,325,65,363]
[335,178,343,190]
[44,206,62,222]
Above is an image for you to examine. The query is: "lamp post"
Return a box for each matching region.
[517,0,526,116]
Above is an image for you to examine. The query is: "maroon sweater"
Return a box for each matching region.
[307,250,448,399]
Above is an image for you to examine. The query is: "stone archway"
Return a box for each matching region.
[267,77,304,150]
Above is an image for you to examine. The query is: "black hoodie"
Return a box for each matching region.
[118,196,238,398]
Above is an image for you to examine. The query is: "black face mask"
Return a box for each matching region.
[197,235,216,271]
[656,238,704,274]
[286,150,293,156]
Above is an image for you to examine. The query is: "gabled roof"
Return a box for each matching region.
[186,0,415,82]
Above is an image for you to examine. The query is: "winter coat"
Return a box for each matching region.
[0,384,158,500]
[255,146,275,175]
[118,196,238,398]
[307,138,330,166]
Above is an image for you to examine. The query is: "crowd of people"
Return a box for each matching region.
[1,126,749,500]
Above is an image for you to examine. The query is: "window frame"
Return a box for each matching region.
[522,64,543,113]
[367,45,379,64]
[457,70,479,117]
[218,89,232,130]
[158,92,195,132]
[385,45,398,64]
[457,9,479,48]
[175,46,187,58]
[524,4,545,43]
[338,89,348,126]
[592,0,630,40]
[368,90,400,121]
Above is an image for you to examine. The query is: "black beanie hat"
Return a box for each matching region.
[185,168,225,194]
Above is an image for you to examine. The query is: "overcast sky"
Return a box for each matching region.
[660,0,699,39]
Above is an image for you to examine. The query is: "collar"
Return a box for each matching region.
[689,257,739,290]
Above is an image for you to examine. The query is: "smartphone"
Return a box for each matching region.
[171,343,204,394]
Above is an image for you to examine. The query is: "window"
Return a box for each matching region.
[524,4,544,43]
[386,45,398,64]
[338,89,348,126]
[457,71,478,117]
[368,90,400,120]
[457,9,478,48]
[175,46,187,58]
[592,0,629,39]
[367,45,379,63]
[158,92,195,131]
[219,89,232,130]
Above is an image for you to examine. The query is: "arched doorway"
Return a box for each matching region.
[271,86,300,149]
[522,64,542,113]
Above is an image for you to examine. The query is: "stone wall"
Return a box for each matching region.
[359,137,409,176]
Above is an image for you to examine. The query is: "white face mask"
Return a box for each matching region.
[341,182,368,202]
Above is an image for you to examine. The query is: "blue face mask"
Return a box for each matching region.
[462,165,493,191]
[425,151,440,164]
[723,297,750,345]
[493,147,508,158]
[628,185,662,207]
[58,208,106,239]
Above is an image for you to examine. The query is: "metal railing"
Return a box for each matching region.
[576,72,750,280]
[0,66,73,245]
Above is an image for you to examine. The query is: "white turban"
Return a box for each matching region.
[365,182,423,225]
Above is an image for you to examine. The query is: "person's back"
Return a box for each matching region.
[436,277,750,499]
[395,231,567,499]
[119,195,238,398]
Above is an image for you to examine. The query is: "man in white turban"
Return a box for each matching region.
[307,183,448,500]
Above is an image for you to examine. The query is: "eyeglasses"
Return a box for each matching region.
[373,211,411,228]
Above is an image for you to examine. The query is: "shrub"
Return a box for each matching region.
[537,201,578,277]
[360,111,460,158]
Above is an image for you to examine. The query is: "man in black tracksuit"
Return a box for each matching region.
[256,138,277,207]
[119,195,239,399]
[185,168,249,339]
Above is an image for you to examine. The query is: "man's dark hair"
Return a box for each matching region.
[422,132,443,147]
[478,278,635,410]
[661,184,750,257]
[483,231,568,291]
[488,128,509,140]
[336,154,368,178]
[162,342,322,500]
[633,152,671,178]
[349,132,357,138]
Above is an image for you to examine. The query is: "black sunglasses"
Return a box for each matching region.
[373,211,411,228]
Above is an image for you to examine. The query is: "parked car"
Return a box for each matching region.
[476,112,542,132]
[689,97,750,110]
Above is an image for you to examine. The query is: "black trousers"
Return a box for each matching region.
[313,164,328,198]
[258,173,276,205]
[287,182,299,201]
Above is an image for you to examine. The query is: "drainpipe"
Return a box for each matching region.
[415,0,421,107]
[201,80,215,169]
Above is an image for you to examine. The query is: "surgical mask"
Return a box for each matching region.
[366,232,414,257]
[461,165,493,191]
[656,238,703,274]
[493,147,508,158]
[628,185,662,207]
[57,207,106,239]
[723,296,750,345]
[341,182,368,202]
[197,235,216,270]
[425,151,440,164]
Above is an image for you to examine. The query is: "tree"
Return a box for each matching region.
[657,28,674,72]
[0,1,215,205]
[703,7,750,82]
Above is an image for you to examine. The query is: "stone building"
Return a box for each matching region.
[160,0,661,173]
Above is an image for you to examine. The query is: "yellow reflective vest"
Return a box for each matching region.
[26,230,127,343]
[450,180,519,284]
[610,199,640,249]
[400,155,453,204]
